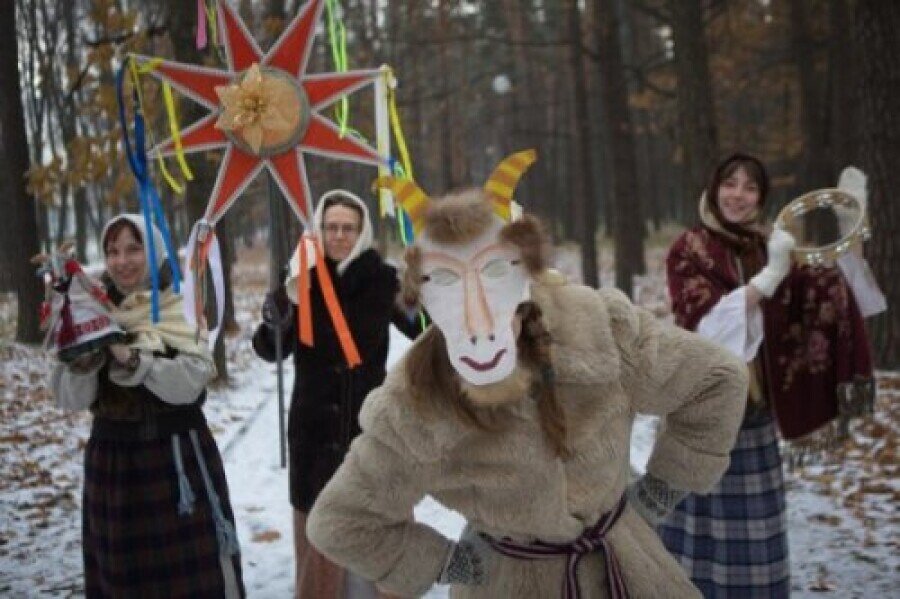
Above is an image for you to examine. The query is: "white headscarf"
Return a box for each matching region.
[284,189,374,302]
[100,213,207,358]
[101,213,169,271]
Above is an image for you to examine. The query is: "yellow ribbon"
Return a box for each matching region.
[127,58,193,194]
[386,67,414,182]
[161,82,195,183]
[205,1,218,48]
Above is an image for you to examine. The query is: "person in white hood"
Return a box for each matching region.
[252,190,420,598]
[50,213,244,598]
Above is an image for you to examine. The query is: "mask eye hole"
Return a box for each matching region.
[424,267,460,286]
[481,258,511,279]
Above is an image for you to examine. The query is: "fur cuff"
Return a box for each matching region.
[645,434,731,494]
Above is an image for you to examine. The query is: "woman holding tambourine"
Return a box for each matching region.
[657,152,886,597]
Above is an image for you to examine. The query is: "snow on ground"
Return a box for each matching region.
[1,242,897,597]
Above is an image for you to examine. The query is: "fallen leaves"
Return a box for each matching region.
[252,529,282,543]
[809,564,836,592]
[809,513,842,526]
[788,370,900,594]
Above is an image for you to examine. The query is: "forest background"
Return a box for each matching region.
[0,0,897,374]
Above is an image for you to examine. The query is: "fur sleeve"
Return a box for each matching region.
[306,380,451,597]
[602,288,748,492]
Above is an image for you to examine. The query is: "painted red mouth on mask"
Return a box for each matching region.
[460,349,506,372]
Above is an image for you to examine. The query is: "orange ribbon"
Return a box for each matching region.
[294,236,361,368]
[191,231,215,329]
[297,236,314,346]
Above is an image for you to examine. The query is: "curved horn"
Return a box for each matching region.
[483,149,537,220]
[373,176,431,236]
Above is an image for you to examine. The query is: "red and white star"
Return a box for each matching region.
[135,0,385,228]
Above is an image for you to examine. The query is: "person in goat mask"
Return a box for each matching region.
[305,151,748,598]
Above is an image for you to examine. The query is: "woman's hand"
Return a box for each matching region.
[108,343,139,371]
[749,227,796,298]
[262,286,292,330]
[108,343,131,365]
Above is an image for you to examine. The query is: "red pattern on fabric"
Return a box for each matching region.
[39,301,51,326]
[56,295,76,347]
[64,259,82,276]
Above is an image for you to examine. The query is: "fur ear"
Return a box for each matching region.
[500,214,549,275]
[421,189,495,244]
[400,245,423,308]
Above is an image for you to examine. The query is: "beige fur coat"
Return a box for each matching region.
[307,273,748,598]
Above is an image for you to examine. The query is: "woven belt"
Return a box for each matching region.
[482,495,629,599]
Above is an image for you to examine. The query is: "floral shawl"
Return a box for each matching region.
[666,224,873,440]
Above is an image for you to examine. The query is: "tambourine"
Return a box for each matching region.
[774,188,870,267]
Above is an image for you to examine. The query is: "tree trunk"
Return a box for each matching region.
[789,0,831,191]
[0,0,42,342]
[567,0,599,288]
[437,0,455,190]
[595,0,645,297]
[669,0,718,220]
[853,0,900,368]
[827,0,855,172]
[63,0,89,262]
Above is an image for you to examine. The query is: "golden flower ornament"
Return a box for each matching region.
[215,63,308,156]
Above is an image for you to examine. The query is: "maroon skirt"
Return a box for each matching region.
[82,422,244,598]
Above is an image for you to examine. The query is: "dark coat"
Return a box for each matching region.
[252,248,421,511]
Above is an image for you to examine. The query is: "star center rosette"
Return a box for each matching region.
[215,64,311,158]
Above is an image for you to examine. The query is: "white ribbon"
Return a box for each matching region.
[183,219,225,351]
[374,65,395,216]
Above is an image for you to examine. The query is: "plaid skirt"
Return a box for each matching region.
[658,414,790,598]
[83,423,244,598]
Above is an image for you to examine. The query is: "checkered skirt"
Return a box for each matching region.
[82,425,244,598]
[657,414,790,598]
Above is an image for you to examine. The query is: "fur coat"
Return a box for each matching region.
[306,272,748,598]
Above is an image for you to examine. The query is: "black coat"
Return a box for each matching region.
[252,249,421,511]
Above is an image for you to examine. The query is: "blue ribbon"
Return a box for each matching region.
[115,59,182,322]
[389,158,415,243]
[400,207,414,243]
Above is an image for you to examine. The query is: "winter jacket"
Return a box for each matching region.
[253,248,421,511]
[306,272,748,598]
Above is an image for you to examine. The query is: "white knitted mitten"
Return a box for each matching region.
[749,227,796,298]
